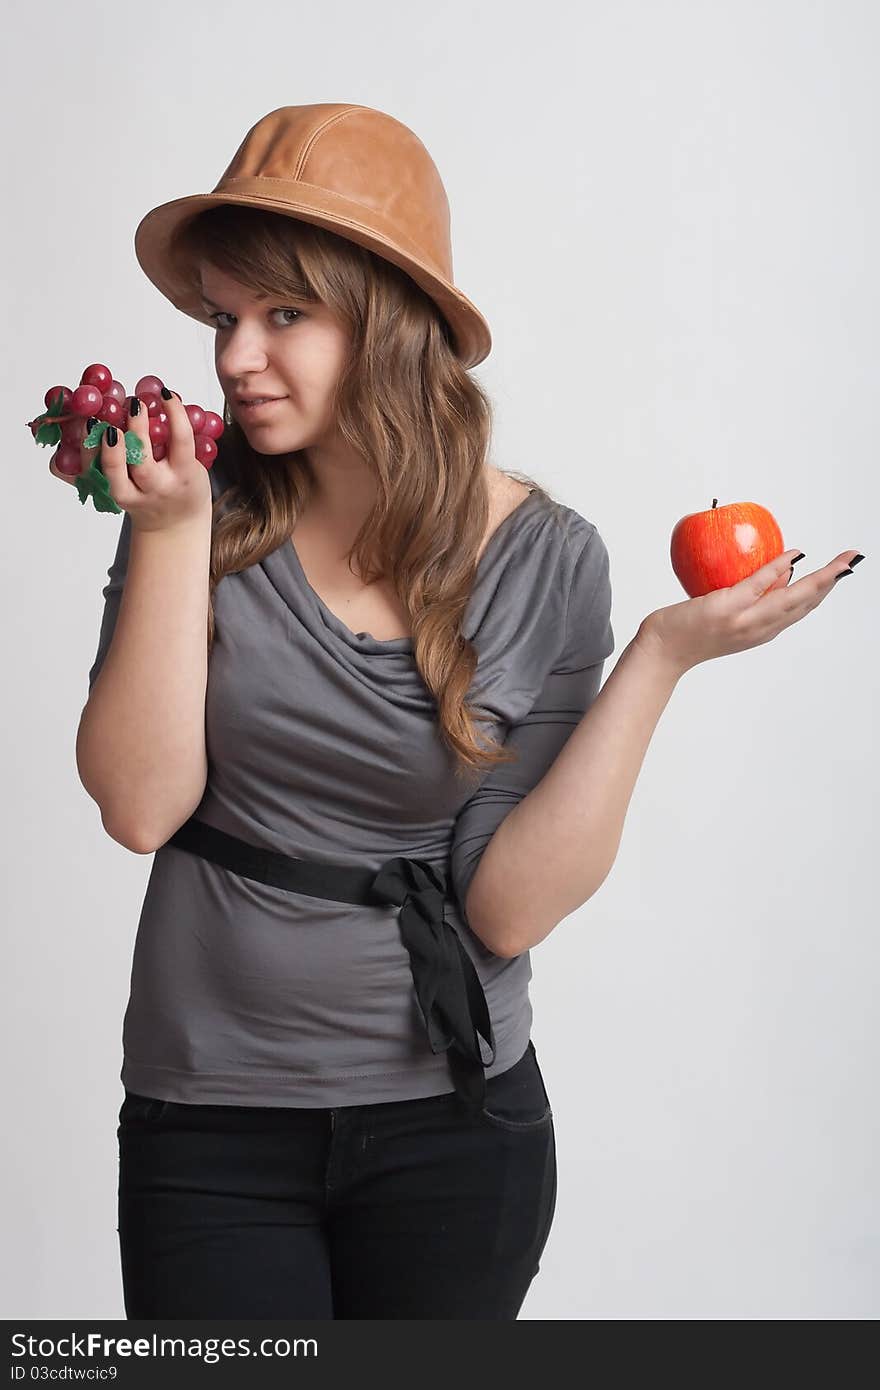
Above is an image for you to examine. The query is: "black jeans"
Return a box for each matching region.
[117,1039,558,1319]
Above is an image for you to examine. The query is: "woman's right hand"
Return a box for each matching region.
[49,391,213,533]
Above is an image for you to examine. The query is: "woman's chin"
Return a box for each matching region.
[247,431,311,458]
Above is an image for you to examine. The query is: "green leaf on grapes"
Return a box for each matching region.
[31,390,67,445]
[81,422,143,467]
[35,421,63,446]
[82,419,107,449]
[123,431,144,467]
[63,423,140,512]
[74,457,122,514]
[33,390,65,435]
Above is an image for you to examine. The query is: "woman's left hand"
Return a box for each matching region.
[636,548,865,677]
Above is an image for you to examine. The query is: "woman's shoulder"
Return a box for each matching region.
[493,469,605,564]
[480,477,611,645]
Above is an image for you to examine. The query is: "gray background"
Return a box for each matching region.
[3,0,876,1320]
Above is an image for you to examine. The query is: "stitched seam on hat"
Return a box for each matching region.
[297,107,363,180]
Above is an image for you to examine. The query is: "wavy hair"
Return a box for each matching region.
[168,205,565,784]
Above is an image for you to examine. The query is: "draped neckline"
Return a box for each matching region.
[282,488,540,653]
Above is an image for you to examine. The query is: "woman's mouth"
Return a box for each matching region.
[238,397,288,415]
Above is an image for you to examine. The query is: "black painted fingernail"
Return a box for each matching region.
[129,396,141,417]
[86,416,97,431]
[850,553,865,568]
[105,424,118,447]
[160,387,173,400]
[792,552,806,564]
[834,568,853,581]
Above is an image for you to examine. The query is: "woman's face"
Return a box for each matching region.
[199,264,351,454]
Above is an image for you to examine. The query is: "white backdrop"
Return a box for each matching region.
[3,0,876,1320]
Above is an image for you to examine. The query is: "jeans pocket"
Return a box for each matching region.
[479,1039,554,1132]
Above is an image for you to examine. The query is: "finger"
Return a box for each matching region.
[79,414,100,474]
[158,388,196,469]
[98,417,154,508]
[734,550,863,645]
[62,415,110,480]
[121,396,164,493]
[836,551,864,572]
[743,549,805,600]
[79,415,126,490]
[788,551,863,590]
[767,567,794,592]
[764,552,862,628]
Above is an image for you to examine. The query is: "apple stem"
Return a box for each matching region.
[712,497,718,508]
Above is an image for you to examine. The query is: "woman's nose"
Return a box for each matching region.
[218,347,270,375]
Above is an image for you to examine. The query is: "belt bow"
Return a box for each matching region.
[370,856,496,1112]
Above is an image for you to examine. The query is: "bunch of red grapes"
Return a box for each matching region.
[28,362,225,476]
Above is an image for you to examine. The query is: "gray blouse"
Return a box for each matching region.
[88,453,614,1107]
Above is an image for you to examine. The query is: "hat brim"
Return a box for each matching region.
[134,185,492,369]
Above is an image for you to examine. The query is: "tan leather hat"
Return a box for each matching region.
[134,103,492,369]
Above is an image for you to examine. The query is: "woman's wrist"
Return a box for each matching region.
[634,613,693,682]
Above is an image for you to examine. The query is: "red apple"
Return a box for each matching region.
[671,499,785,597]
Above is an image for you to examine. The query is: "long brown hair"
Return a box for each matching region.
[169,205,566,784]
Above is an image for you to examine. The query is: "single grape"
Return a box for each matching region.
[184,403,206,434]
[80,364,113,392]
[149,418,170,447]
[141,392,163,418]
[194,434,217,467]
[152,441,168,461]
[55,442,83,475]
[44,385,73,411]
[135,374,164,398]
[104,379,128,405]
[200,410,224,440]
[70,384,104,417]
[98,398,126,427]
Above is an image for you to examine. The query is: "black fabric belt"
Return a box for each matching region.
[163,815,497,1114]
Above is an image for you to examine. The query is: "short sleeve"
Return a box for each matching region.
[87,510,133,694]
[449,523,614,931]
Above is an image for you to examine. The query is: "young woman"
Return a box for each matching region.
[60,104,862,1320]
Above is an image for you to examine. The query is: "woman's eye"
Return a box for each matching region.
[209,308,302,329]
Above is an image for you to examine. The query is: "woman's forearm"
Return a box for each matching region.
[76,515,212,853]
[466,627,684,957]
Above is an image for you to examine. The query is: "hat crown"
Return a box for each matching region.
[133,102,491,367]
[217,104,453,281]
